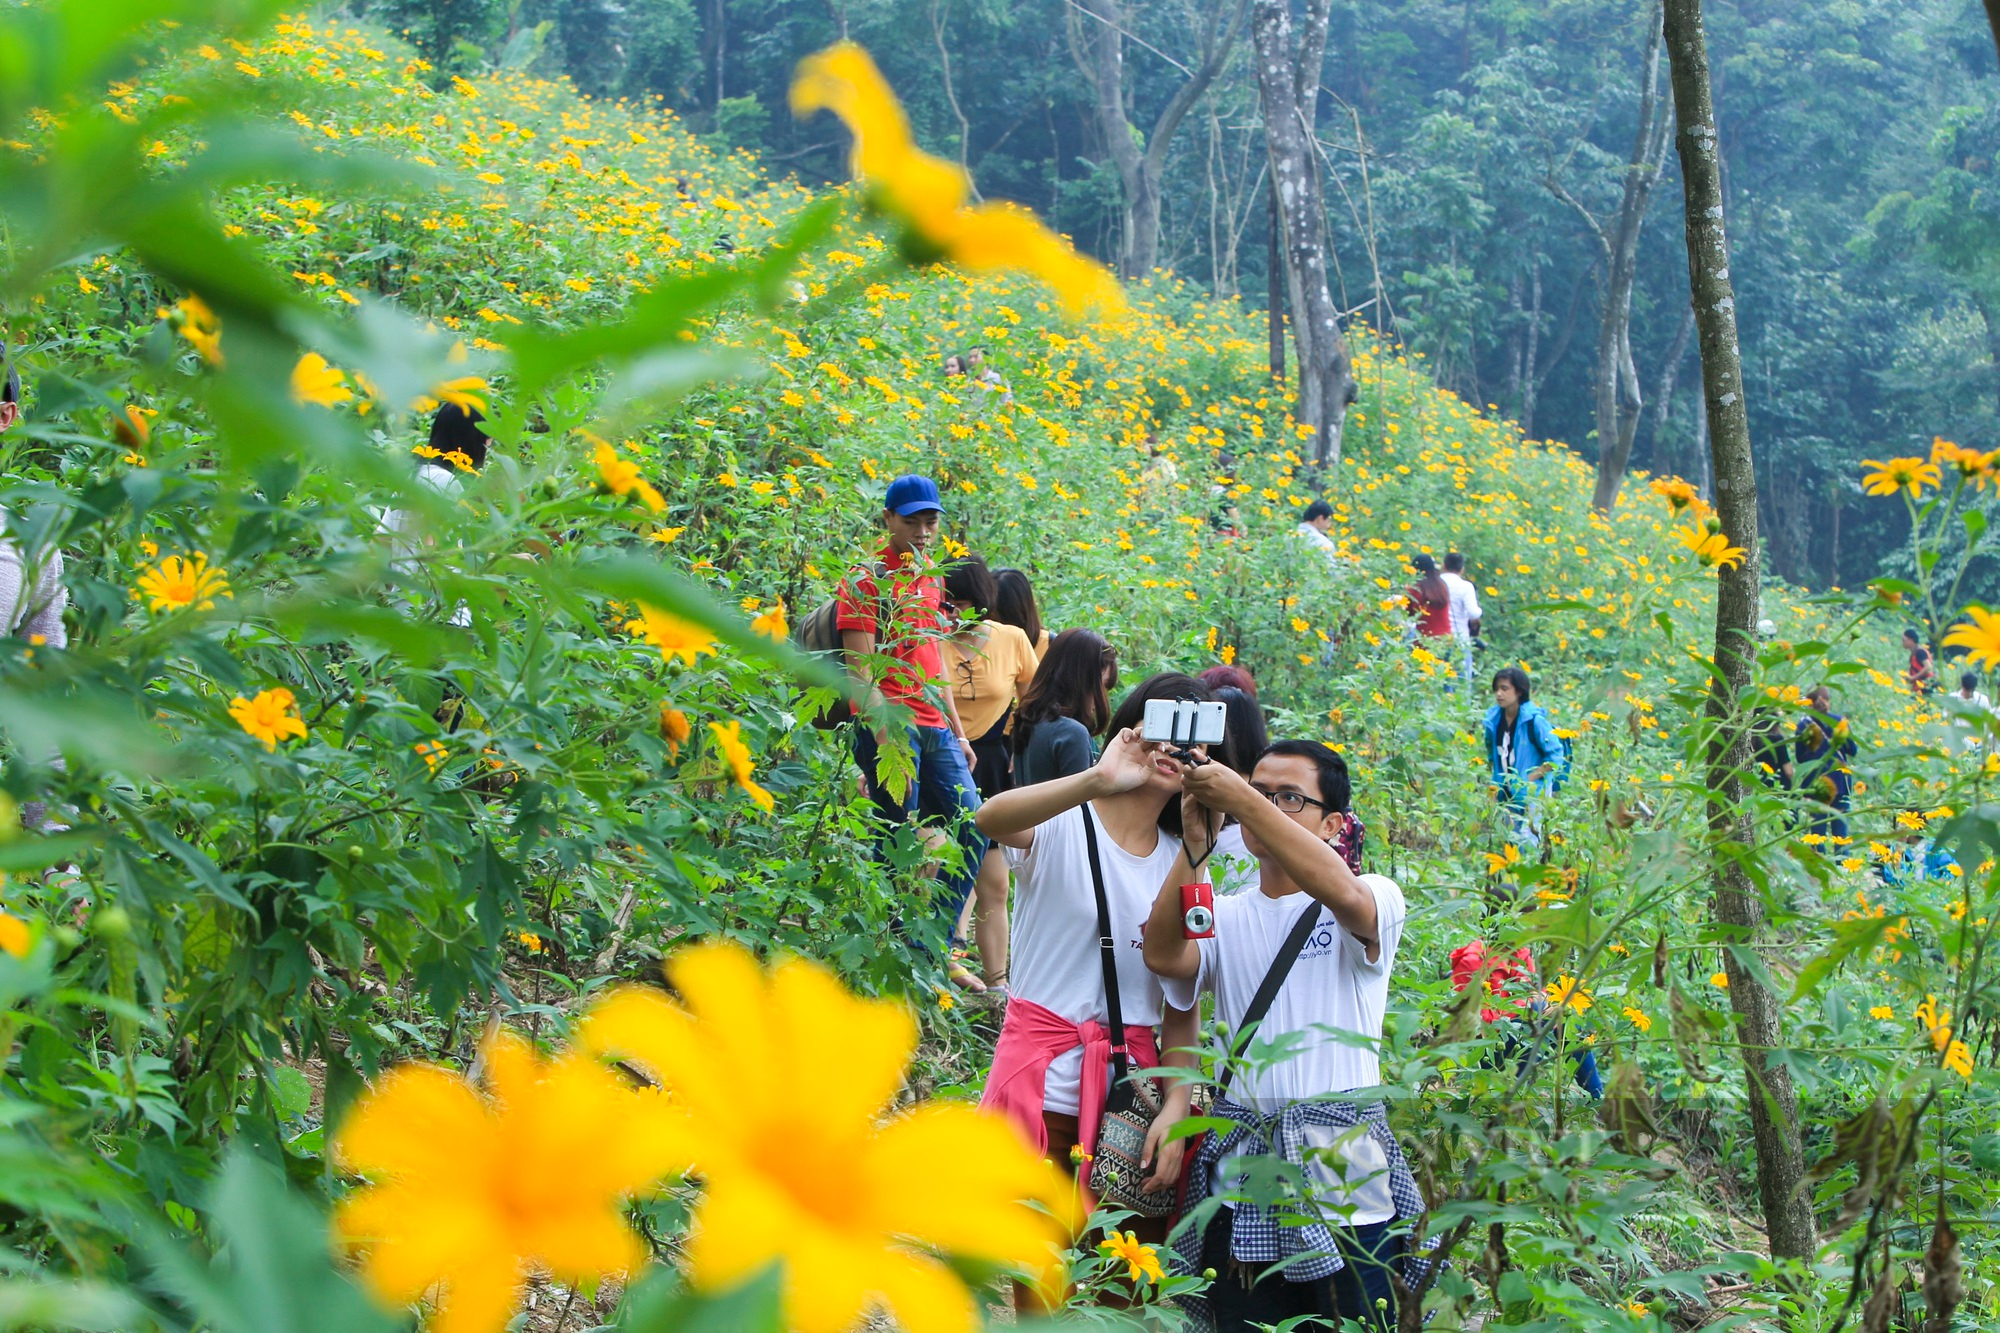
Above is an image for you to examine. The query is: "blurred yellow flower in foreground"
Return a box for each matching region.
[0,913,29,959]
[228,686,307,751]
[791,43,1122,319]
[659,703,692,756]
[1943,607,2000,672]
[708,720,775,811]
[625,603,717,667]
[592,438,667,512]
[750,597,789,640]
[1860,456,1940,499]
[290,352,353,407]
[163,293,223,365]
[135,551,231,612]
[334,1032,690,1333]
[579,942,1075,1333]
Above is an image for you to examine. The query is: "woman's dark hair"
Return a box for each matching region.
[1106,672,1216,837]
[1491,665,1532,702]
[0,340,18,405]
[1013,628,1115,756]
[1198,664,1257,698]
[428,402,489,469]
[1963,671,1980,692]
[1213,686,1267,776]
[1256,739,1352,814]
[1411,554,1447,605]
[1302,499,1333,523]
[992,568,1044,645]
[943,553,997,613]
[1903,627,1921,644]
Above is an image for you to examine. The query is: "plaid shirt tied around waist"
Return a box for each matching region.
[1174,1095,1432,1285]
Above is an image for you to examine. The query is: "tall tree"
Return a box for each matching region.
[1250,0,1351,468]
[1662,0,1816,1262]
[1071,0,1250,281]
[1546,1,1673,513]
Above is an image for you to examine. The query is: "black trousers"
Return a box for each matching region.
[1198,1206,1401,1332]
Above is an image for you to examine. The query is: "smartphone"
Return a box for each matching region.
[1140,698,1228,747]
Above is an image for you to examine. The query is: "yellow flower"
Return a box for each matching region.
[790,43,1124,318]
[577,942,1075,1333]
[659,704,692,757]
[1675,525,1745,570]
[1484,843,1521,877]
[1709,971,1730,989]
[112,403,151,451]
[1943,1039,1973,1080]
[708,720,775,811]
[1916,995,1952,1051]
[1860,456,1941,498]
[593,439,667,512]
[228,687,307,751]
[135,552,231,612]
[1869,1005,1894,1020]
[1098,1230,1164,1285]
[517,931,544,953]
[1544,975,1591,1013]
[164,293,223,365]
[750,598,789,641]
[0,913,29,959]
[625,603,718,668]
[648,526,687,545]
[1943,607,2000,672]
[429,374,489,415]
[1626,1299,1650,1318]
[1648,477,1697,511]
[1621,1006,1652,1033]
[1931,436,1996,488]
[415,739,448,775]
[290,352,353,407]
[334,1032,690,1333]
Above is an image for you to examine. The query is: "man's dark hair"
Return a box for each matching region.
[1256,739,1352,813]
[1964,671,1980,693]
[1302,499,1334,523]
[1444,551,1466,572]
[1,340,18,405]
[1014,628,1116,756]
[943,552,997,613]
[1105,672,1220,836]
[992,567,1043,645]
[428,402,489,469]
[1491,665,1532,701]
[1903,627,1921,644]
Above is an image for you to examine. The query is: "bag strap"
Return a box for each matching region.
[1219,900,1323,1098]
[1079,805,1131,1097]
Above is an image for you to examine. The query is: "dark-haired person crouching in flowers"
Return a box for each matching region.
[1143,740,1423,1333]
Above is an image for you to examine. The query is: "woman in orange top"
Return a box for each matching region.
[1407,553,1452,639]
[942,556,1042,991]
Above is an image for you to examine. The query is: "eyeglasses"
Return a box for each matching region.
[1253,787,1327,815]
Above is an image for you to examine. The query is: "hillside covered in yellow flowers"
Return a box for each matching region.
[2,7,1994,1333]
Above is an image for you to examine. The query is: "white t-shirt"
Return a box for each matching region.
[1006,803,1182,1115]
[1162,875,1408,1223]
[1441,570,1482,641]
[1295,521,1340,569]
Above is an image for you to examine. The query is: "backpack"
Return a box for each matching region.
[796,562,887,728]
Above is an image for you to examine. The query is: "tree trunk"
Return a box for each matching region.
[1663,0,1817,1263]
[1522,261,1543,436]
[1268,174,1286,382]
[1551,2,1673,512]
[1642,304,1696,473]
[1251,0,1351,467]
[1076,0,1247,281]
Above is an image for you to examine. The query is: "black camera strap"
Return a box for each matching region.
[1218,900,1323,1098]
[1080,803,1135,1113]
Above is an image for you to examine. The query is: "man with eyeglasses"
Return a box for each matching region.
[1142,740,1418,1333]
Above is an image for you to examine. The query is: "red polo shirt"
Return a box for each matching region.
[837,544,948,730]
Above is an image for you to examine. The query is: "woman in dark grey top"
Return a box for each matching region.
[1011,628,1117,787]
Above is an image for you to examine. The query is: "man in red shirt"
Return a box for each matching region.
[838,474,986,978]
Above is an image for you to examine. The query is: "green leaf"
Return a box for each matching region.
[1791,914,1893,1000]
[1964,507,1987,544]
[0,1280,137,1331]
[264,1066,311,1122]
[0,833,96,873]
[615,1265,783,1333]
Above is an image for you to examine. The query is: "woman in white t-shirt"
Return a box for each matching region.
[974,674,1209,1236]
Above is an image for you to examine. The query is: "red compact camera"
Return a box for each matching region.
[1181,881,1216,939]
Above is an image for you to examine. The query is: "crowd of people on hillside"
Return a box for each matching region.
[0,332,1964,1329]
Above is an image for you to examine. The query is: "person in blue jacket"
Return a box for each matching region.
[1484,666,1567,848]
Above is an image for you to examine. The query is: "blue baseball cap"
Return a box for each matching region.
[884,473,944,516]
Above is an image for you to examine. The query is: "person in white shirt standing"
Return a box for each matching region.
[1143,740,1422,1333]
[1440,551,1482,690]
[1294,499,1339,566]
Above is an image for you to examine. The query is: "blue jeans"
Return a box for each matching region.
[852,724,984,949]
